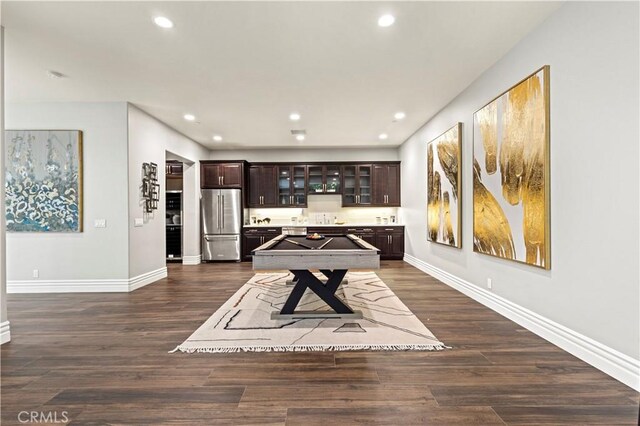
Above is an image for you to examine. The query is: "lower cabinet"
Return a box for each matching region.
[242,227,282,261]
[375,228,405,260]
[307,227,345,235]
[344,227,376,248]
[242,226,404,261]
[309,226,404,260]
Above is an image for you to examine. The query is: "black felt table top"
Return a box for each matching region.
[269,235,364,251]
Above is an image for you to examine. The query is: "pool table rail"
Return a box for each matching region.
[252,234,380,271]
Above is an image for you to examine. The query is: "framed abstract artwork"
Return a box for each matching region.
[472,66,550,269]
[5,130,83,232]
[427,123,462,248]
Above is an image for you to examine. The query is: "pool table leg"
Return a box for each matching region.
[280,269,353,315]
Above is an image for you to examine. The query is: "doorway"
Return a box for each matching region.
[165,159,183,262]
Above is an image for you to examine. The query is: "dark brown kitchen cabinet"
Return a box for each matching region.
[277,165,307,207]
[342,165,372,206]
[307,227,352,237]
[375,227,405,259]
[201,161,244,188]
[166,161,183,177]
[307,165,342,194]
[248,165,278,207]
[308,226,376,246]
[345,227,376,246]
[242,227,282,261]
[372,163,401,206]
[305,225,405,259]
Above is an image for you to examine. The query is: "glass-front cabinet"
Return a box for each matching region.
[307,165,341,194]
[277,165,307,207]
[342,165,372,206]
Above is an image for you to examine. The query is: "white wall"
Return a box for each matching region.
[211,147,398,162]
[127,105,210,276]
[400,1,639,365]
[1,26,9,343]
[6,102,130,283]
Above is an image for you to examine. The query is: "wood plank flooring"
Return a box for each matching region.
[1,261,638,425]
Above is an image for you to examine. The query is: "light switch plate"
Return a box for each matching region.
[94,219,106,228]
[134,218,144,227]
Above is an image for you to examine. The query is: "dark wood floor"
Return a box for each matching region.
[1,261,638,425]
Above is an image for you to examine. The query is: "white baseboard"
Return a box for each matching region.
[182,254,202,265]
[7,267,168,294]
[403,254,640,391]
[0,321,10,345]
[128,267,168,292]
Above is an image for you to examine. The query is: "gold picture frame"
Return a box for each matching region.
[472,65,550,269]
[427,122,462,248]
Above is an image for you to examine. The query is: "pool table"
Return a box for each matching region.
[252,234,380,319]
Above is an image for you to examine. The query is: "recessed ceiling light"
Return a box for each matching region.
[378,133,388,140]
[213,135,223,142]
[154,16,174,29]
[47,70,65,79]
[289,113,301,121]
[378,14,395,27]
[295,134,305,141]
[394,112,406,120]
[183,114,195,121]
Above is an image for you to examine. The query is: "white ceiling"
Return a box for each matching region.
[2,1,561,149]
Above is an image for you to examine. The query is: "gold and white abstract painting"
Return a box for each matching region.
[427,123,461,248]
[473,66,550,269]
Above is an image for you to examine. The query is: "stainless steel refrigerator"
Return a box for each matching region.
[201,189,242,261]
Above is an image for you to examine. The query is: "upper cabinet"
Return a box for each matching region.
[166,161,183,178]
[372,163,401,206]
[248,165,278,207]
[230,161,400,208]
[342,165,372,206]
[277,165,307,207]
[201,161,244,188]
[307,165,342,194]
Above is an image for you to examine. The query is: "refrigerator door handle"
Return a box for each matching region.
[221,195,225,229]
[205,235,238,241]
[217,194,222,229]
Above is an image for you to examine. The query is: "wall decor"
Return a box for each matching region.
[142,162,160,213]
[472,65,550,269]
[427,123,462,248]
[5,130,83,232]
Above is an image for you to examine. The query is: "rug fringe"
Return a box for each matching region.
[169,343,450,354]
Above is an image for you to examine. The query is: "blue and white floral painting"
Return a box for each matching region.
[5,130,83,232]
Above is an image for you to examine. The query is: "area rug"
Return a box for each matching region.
[171,272,447,353]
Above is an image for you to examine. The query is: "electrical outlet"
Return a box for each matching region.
[487,278,492,290]
[134,218,144,227]
[33,269,39,278]
[94,219,107,228]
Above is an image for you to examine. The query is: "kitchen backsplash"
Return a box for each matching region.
[248,194,399,225]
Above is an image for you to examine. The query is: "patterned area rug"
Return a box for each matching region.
[172,272,446,353]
